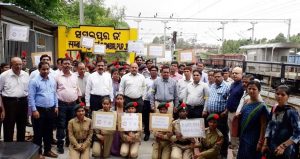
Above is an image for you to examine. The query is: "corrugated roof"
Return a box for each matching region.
[240,43,300,49]
[0,2,57,28]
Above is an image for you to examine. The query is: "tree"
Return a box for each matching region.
[269,33,287,43]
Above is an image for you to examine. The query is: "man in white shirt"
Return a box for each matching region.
[119,63,146,113]
[74,62,90,103]
[223,67,234,86]
[0,57,29,142]
[85,60,113,113]
[184,69,209,118]
[177,66,193,103]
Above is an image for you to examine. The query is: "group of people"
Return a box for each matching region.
[0,54,299,159]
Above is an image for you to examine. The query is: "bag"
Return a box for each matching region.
[231,115,240,137]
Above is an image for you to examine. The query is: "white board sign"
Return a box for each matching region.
[81,36,95,48]
[92,111,117,130]
[118,113,142,131]
[94,44,106,55]
[150,113,172,131]
[128,41,145,56]
[180,118,205,138]
[180,52,193,62]
[6,24,30,42]
[148,45,165,58]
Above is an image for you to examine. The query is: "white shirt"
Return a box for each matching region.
[224,77,234,86]
[184,81,209,107]
[0,69,29,97]
[30,68,56,80]
[74,72,90,96]
[85,71,113,106]
[143,76,159,101]
[119,73,146,99]
[177,77,193,101]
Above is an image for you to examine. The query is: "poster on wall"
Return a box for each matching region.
[6,24,30,42]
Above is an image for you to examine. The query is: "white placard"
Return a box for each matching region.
[152,116,169,129]
[180,118,205,138]
[148,45,165,57]
[180,52,193,62]
[6,24,30,42]
[94,44,106,55]
[92,112,116,130]
[128,41,145,56]
[81,36,95,48]
[121,113,139,131]
[34,56,40,66]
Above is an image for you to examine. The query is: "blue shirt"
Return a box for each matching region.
[28,74,58,112]
[206,81,230,113]
[226,80,244,112]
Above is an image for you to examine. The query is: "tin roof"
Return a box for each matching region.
[0,2,57,27]
[240,43,300,49]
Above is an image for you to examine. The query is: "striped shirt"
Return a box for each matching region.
[205,81,230,113]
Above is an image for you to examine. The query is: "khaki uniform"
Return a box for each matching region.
[68,117,93,159]
[92,110,116,158]
[120,131,141,158]
[194,128,223,159]
[170,119,193,159]
[152,130,173,159]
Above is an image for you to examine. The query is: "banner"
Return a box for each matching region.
[6,24,29,42]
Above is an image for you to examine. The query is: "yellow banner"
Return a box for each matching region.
[58,26,138,57]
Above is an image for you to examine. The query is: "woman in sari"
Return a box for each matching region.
[237,80,269,159]
[262,85,300,159]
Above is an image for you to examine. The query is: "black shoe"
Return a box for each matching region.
[51,139,57,145]
[144,134,150,141]
[57,147,64,154]
[44,150,58,158]
[26,121,32,127]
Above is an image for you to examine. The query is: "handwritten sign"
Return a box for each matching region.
[118,113,142,131]
[81,36,95,48]
[127,40,144,55]
[94,44,106,55]
[180,52,193,62]
[148,45,165,57]
[179,118,205,138]
[6,24,29,42]
[92,111,117,130]
[150,113,172,132]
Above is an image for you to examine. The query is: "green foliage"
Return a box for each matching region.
[269,33,287,43]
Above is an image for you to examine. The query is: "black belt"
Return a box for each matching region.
[91,94,109,98]
[58,100,76,106]
[187,104,204,109]
[36,106,55,112]
[125,96,142,101]
[2,96,27,101]
[155,100,173,103]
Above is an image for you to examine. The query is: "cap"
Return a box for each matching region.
[125,102,138,109]
[177,102,188,112]
[74,102,85,112]
[207,113,220,121]
[157,102,170,110]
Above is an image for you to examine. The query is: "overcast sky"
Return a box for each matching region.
[104,0,300,45]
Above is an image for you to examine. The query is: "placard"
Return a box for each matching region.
[6,24,30,42]
[150,113,172,132]
[128,41,145,56]
[81,36,95,48]
[92,111,117,130]
[31,52,53,66]
[118,113,142,131]
[94,44,106,55]
[179,52,193,62]
[179,118,205,138]
[148,45,165,58]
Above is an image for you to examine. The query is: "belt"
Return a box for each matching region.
[155,100,173,103]
[36,106,55,111]
[91,94,109,98]
[58,100,76,106]
[187,104,204,109]
[125,96,142,100]
[2,96,27,101]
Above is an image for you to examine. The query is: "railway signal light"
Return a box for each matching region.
[172,31,177,44]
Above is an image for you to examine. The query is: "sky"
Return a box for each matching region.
[104,0,300,45]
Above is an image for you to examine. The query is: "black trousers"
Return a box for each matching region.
[143,100,151,135]
[32,106,55,153]
[124,96,143,113]
[2,96,28,142]
[90,94,109,112]
[217,114,229,158]
[187,105,204,119]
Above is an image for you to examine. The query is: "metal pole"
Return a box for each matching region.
[79,0,84,24]
[135,19,142,39]
[287,19,291,42]
[162,21,168,51]
[220,21,227,53]
[250,22,257,44]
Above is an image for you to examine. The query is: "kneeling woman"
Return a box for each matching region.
[68,103,93,159]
